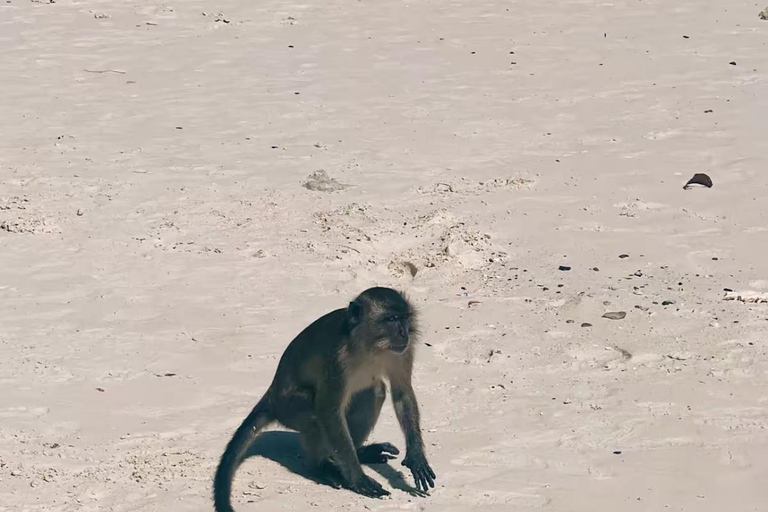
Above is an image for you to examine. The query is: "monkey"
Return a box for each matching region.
[213,287,436,512]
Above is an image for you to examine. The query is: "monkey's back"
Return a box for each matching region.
[268,308,348,396]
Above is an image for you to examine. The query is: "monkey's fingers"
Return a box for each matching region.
[405,462,435,493]
[352,475,390,498]
[376,442,400,455]
[358,443,400,464]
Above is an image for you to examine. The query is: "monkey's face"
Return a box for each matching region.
[379,313,412,353]
[348,288,419,354]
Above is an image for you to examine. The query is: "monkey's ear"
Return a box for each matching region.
[347,300,363,328]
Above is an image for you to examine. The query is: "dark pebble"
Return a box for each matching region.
[662,300,675,306]
[619,254,629,259]
[729,61,737,65]
[559,265,571,271]
[603,311,627,320]
[581,322,592,328]
[613,450,622,455]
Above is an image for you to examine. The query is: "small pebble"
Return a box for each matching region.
[661,300,675,306]
[581,322,592,328]
[559,265,571,271]
[619,254,629,259]
[613,450,622,455]
[603,311,627,320]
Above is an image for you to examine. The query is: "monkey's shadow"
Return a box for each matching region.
[245,431,425,496]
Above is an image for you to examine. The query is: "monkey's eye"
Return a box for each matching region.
[386,315,399,323]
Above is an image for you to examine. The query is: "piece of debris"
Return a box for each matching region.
[666,353,693,361]
[683,173,713,189]
[558,265,571,271]
[602,311,627,320]
[581,322,592,327]
[760,7,768,20]
[724,290,768,303]
[661,300,675,306]
[613,346,632,360]
[619,254,629,259]
[302,170,349,192]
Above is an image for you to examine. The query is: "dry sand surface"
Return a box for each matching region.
[2,0,768,511]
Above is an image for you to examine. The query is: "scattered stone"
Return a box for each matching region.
[559,265,571,271]
[602,311,627,320]
[661,300,675,306]
[619,254,629,259]
[581,322,592,328]
[76,209,84,216]
[566,319,574,324]
[729,61,737,66]
[613,450,622,455]
[302,170,349,192]
[592,267,600,271]
[96,387,105,392]
[683,173,713,189]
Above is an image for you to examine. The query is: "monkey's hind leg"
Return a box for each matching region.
[347,381,400,464]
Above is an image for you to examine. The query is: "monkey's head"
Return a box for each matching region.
[347,287,419,354]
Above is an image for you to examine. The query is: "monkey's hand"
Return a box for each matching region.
[357,442,400,464]
[401,452,436,494]
[348,474,390,498]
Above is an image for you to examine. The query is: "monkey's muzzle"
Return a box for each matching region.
[389,339,409,353]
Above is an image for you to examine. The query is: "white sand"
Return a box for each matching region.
[2,1,768,511]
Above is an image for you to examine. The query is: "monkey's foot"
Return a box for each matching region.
[316,460,344,489]
[357,442,400,464]
[349,474,391,498]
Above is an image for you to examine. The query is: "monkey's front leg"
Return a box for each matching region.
[315,390,390,498]
[392,384,436,493]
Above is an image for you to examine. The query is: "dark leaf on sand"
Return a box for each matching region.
[683,173,713,190]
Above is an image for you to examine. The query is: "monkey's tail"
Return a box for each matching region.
[213,395,273,512]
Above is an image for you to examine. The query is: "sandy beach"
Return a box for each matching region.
[2,1,768,511]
